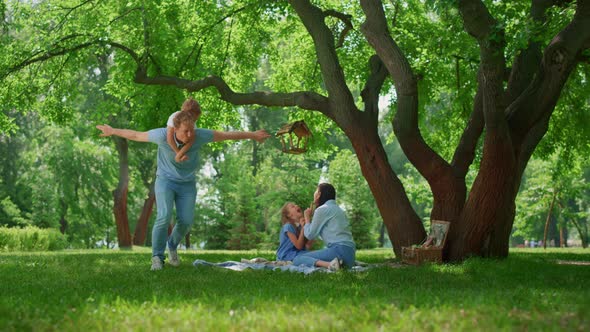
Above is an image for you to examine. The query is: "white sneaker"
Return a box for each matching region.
[328,257,341,271]
[151,256,163,271]
[168,248,180,267]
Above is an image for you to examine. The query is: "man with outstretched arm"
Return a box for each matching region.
[96,111,270,270]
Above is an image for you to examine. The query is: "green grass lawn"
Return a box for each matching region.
[1,248,588,331]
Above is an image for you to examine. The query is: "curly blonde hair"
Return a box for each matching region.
[181,97,201,118]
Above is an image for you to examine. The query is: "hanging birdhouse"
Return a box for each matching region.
[276,120,312,154]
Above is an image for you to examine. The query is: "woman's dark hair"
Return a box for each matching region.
[317,183,336,207]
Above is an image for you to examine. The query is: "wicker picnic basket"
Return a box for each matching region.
[401,246,443,265]
[401,220,450,265]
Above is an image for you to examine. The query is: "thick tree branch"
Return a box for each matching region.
[134,70,330,113]
[505,0,574,105]
[457,0,497,40]
[360,0,467,220]
[288,0,356,120]
[507,0,590,144]
[2,33,329,117]
[451,86,484,178]
[323,9,353,48]
[360,55,388,125]
[360,1,449,181]
[457,0,506,126]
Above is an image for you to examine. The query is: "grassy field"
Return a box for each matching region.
[1,247,588,331]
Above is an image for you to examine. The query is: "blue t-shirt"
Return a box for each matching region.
[147,128,214,182]
[276,223,306,261]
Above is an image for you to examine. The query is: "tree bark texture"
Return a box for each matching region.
[113,137,132,248]
[348,128,426,255]
[133,181,155,246]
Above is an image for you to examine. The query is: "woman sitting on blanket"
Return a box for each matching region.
[276,202,309,261]
[293,183,356,271]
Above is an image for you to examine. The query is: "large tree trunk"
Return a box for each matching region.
[347,128,426,256]
[447,126,518,260]
[133,181,155,246]
[113,137,132,248]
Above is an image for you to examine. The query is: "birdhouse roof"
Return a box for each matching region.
[276,120,312,137]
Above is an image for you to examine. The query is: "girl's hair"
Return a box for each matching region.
[316,183,336,207]
[280,202,295,225]
[173,111,195,129]
[181,97,201,118]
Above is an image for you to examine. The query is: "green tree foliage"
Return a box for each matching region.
[0,197,31,227]
[0,0,332,135]
[20,124,118,247]
[256,153,322,249]
[514,151,590,247]
[513,159,555,244]
[1,0,588,258]
[0,111,37,219]
[194,139,322,250]
[219,151,260,250]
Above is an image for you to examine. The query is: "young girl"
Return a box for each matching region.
[167,98,201,162]
[276,202,308,261]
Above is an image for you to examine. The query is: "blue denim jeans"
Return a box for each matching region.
[152,176,196,261]
[292,243,356,268]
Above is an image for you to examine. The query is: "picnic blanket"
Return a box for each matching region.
[192,257,377,275]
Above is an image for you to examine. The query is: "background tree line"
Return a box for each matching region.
[1,92,588,250]
[0,0,588,255]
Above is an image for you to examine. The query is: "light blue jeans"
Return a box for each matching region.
[292,243,356,268]
[152,176,196,261]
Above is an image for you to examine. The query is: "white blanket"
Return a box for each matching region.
[192,257,373,274]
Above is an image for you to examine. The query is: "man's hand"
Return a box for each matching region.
[96,124,114,137]
[252,130,271,143]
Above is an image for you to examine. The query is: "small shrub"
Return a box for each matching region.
[0,226,67,251]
